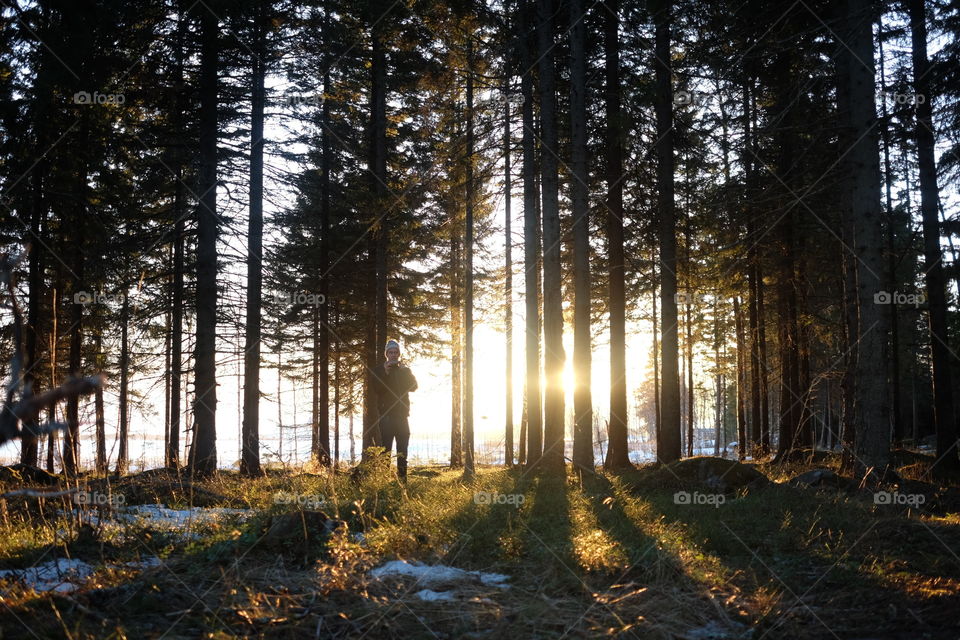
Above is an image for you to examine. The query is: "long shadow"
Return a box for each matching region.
[349,466,537,639]
[642,478,960,639]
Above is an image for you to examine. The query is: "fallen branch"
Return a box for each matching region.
[0,487,81,500]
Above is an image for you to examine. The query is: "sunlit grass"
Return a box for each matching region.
[0,458,958,638]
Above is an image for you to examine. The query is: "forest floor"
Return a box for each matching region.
[0,450,958,639]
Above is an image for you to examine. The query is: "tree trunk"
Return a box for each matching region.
[734,296,747,461]
[906,0,959,474]
[451,213,463,468]
[841,0,891,475]
[604,0,629,470]
[521,0,542,468]
[364,0,389,456]
[877,21,903,446]
[654,0,681,464]
[191,4,220,475]
[503,30,514,466]
[537,0,565,474]
[241,0,266,476]
[464,37,476,480]
[116,293,130,475]
[95,330,106,474]
[570,0,592,472]
[316,0,332,466]
[64,133,87,476]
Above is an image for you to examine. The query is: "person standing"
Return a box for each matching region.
[369,339,418,480]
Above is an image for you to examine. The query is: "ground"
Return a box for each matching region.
[0,451,958,639]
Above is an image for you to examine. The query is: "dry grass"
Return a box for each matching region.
[0,452,957,639]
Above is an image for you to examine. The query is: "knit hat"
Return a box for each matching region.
[384,339,401,355]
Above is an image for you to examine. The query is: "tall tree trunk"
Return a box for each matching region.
[503,33,514,467]
[907,0,959,474]
[372,1,388,375]
[316,0,332,466]
[654,0,681,464]
[604,0,629,469]
[363,0,389,456]
[684,280,693,456]
[21,165,45,467]
[734,296,747,460]
[94,330,106,474]
[116,293,130,475]
[191,4,220,475]
[772,45,801,461]
[521,0,542,468]
[451,212,463,468]
[464,36,476,480]
[64,128,87,477]
[241,0,266,476]
[841,0,891,475]
[46,281,58,473]
[877,21,903,446]
[537,0,564,474]
[570,0,592,472]
[653,254,661,452]
[167,0,187,470]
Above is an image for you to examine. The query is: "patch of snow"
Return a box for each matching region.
[117,504,251,528]
[0,555,164,595]
[0,558,93,594]
[415,588,456,602]
[370,560,510,589]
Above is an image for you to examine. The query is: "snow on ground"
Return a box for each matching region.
[370,559,510,602]
[0,556,161,594]
[57,504,255,542]
[116,504,252,528]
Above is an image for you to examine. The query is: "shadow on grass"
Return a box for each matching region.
[640,479,960,640]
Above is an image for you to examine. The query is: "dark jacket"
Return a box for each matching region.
[369,362,418,417]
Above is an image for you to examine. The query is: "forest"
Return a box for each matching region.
[0,0,959,637]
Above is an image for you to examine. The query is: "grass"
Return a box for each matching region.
[0,452,958,639]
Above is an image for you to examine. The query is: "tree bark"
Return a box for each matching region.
[521,0,542,468]
[191,4,220,476]
[654,0,681,464]
[241,0,266,476]
[464,35,476,480]
[906,0,959,474]
[841,0,891,475]
[537,0,565,474]
[116,293,130,475]
[604,0,629,469]
[316,0,332,466]
[570,0,592,472]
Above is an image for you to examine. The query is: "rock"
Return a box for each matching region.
[628,457,769,494]
[789,468,837,487]
[262,510,347,553]
[0,464,60,485]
